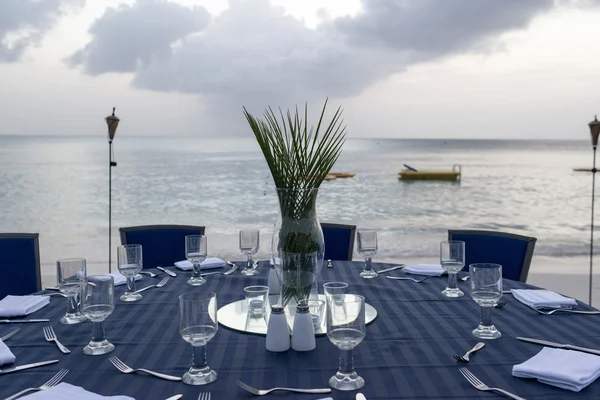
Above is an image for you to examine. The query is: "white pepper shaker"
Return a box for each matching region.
[266,305,290,352]
[291,303,316,351]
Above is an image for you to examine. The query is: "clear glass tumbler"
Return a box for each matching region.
[440,240,465,298]
[57,258,87,324]
[186,235,208,286]
[240,229,260,276]
[117,244,143,302]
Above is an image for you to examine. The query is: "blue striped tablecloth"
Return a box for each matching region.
[0,261,599,399]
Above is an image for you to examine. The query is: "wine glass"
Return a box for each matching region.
[117,244,143,302]
[357,230,378,279]
[440,240,465,298]
[240,229,260,276]
[186,235,208,286]
[57,258,87,324]
[179,291,218,385]
[470,263,503,339]
[81,275,115,355]
[326,294,366,390]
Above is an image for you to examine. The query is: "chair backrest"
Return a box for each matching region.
[119,225,205,269]
[321,223,356,261]
[0,233,41,298]
[448,229,537,282]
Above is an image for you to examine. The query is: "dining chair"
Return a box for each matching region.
[119,225,205,269]
[447,229,537,282]
[321,223,356,261]
[0,233,41,298]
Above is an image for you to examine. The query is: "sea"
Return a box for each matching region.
[0,135,595,285]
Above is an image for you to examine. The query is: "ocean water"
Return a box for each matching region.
[0,135,594,279]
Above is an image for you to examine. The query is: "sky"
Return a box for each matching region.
[1,0,600,139]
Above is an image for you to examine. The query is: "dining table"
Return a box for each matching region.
[1,260,599,399]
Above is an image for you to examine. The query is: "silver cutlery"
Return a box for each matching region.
[42,292,67,297]
[517,337,600,356]
[386,275,430,283]
[0,359,59,375]
[236,380,331,395]
[165,396,183,400]
[356,394,367,400]
[327,259,334,268]
[157,267,177,277]
[532,306,600,315]
[198,393,211,400]
[459,367,527,400]
[459,275,470,281]
[135,277,170,294]
[0,319,50,324]
[140,270,161,277]
[226,261,237,268]
[4,368,69,400]
[502,290,513,294]
[494,301,508,309]
[377,265,405,274]
[453,342,485,363]
[43,326,70,354]
[1,328,20,341]
[44,287,60,291]
[201,264,238,277]
[109,356,182,381]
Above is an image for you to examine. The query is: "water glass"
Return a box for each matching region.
[440,240,465,298]
[323,282,348,304]
[57,258,87,324]
[326,294,366,391]
[470,263,503,339]
[186,235,208,286]
[244,285,269,317]
[117,244,143,302]
[240,229,260,276]
[179,291,218,385]
[301,299,325,331]
[357,230,378,279]
[81,275,115,355]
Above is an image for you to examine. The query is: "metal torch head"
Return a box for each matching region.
[105,107,120,142]
[589,115,600,148]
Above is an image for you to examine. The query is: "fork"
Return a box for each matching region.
[43,326,70,354]
[459,367,526,400]
[532,306,600,315]
[386,275,430,283]
[4,368,69,400]
[236,380,331,395]
[1,328,20,341]
[201,264,238,277]
[140,270,161,277]
[453,342,485,363]
[109,356,182,381]
[135,277,170,293]
[198,393,211,400]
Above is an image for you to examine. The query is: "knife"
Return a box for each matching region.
[377,265,405,274]
[0,359,59,375]
[164,395,183,400]
[356,394,367,400]
[517,337,600,356]
[157,267,177,277]
[0,319,50,324]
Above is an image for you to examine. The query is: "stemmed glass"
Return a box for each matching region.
[179,291,218,385]
[326,294,366,390]
[117,244,143,302]
[440,240,465,298]
[186,235,208,286]
[57,258,87,324]
[357,230,378,279]
[240,229,260,276]
[81,275,115,355]
[470,263,503,339]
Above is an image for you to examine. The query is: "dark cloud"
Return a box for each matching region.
[0,0,83,62]
[67,0,210,75]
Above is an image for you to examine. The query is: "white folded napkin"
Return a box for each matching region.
[108,271,142,286]
[513,347,600,392]
[0,339,15,366]
[0,295,50,317]
[403,264,446,276]
[175,257,226,271]
[20,383,135,399]
[511,289,578,309]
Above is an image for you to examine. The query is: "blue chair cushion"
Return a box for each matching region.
[322,225,355,261]
[0,236,39,298]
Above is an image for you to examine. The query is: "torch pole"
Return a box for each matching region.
[590,146,597,306]
[109,140,113,273]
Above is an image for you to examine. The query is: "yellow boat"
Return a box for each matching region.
[398,164,461,181]
[573,168,594,172]
[329,172,355,178]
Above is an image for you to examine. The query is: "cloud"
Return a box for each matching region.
[0,0,83,62]
[67,0,210,75]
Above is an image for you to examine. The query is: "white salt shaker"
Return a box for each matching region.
[291,303,316,351]
[267,265,280,295]
[266,305,290,352]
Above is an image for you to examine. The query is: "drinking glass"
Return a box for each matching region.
[240,229,260,276]
[179,291,218,385]
[357,230,378,279]
[326,294,366,390]
[244,285,269,317]
[323,282,348,304]
[186,235,208,286]
[57,258,87,324]
[440,240,465,298]
[301,299,325,331]
[470,263,503,339]
[117,244,143,302]
[81,275,115,355]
